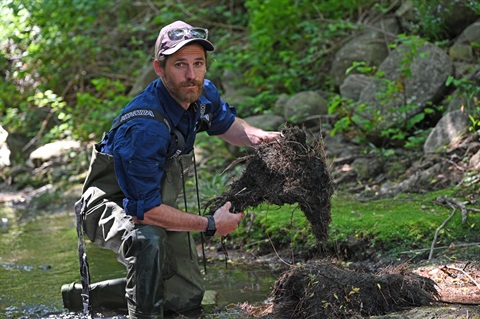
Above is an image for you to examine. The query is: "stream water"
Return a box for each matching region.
[0,204,277,319]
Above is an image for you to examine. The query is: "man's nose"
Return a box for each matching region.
[185,65,196,79]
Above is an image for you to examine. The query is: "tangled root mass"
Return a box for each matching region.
[272,260,439,319]
[206,126,334,241]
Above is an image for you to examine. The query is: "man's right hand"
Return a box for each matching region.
[214,201,244,236]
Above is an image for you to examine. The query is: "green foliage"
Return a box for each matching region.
[0,0,475,150]
[466,0,480,14]
[404,128,432,149]
[235,91,279,117]
[211,0,367,113]
[3,0,116,92]
[345,61,377,76]
[329,35,436,148]
[328,95,370,143]
[446,75,480,133]
[244,0,302,93]
[69,78,131,140]
[406,0,457,41]
[225,189,480,259]
[0,0,151,144]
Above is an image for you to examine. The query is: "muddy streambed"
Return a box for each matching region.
[0,204,277,319]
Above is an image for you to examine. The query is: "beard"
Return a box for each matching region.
[162,75,203,106]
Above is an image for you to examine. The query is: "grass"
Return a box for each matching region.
[329,191,471,253]
[191,135,480,262]
[211,188,480,261]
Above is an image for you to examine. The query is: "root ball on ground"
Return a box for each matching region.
[271,260,439,319]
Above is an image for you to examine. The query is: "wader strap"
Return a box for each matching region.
[110,109,172,132]
[179,160,193,261]
[74,198,93,318]
[178,153,207,274]
[171,129,186,160]
[193,153,208,274]
[109,108,186,160]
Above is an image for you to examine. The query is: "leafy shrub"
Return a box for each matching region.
[212,0,378,114]
[329,35,439,148]
[0,0,472,149]
[446,75,480,133]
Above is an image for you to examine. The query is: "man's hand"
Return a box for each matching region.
[252,130,282,146]
[214,201,244,236]
[219,117,281,147]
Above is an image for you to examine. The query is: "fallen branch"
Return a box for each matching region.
[399,242,480,255]
[435,196,468,223]
[444,265,480,292]
[429,196,470,260]
[429,203,456,260]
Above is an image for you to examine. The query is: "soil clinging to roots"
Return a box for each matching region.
[206,126,334,241]
[271,260,439,319]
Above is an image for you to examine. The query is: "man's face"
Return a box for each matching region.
[157,43,207,109]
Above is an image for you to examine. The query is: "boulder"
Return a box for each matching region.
[469,149,480,170]
[29,140,81,167]
[423,110,470,154]
[339,74,373,101]
[243,114,285,131]
[449,21,480,63]
[358,41,454,133]
[444,2,479,38]
[273,93,290,117]
[284,91,328,125]
[0,126,10,168]
[330,17,402,88]
[447,67,480,112]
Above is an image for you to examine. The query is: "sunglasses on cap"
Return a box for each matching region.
[166,28,208,41]
[156,26,213,59]
[159,28,208,47]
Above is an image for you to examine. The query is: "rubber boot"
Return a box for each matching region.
[61,277,127,312]
[121,225,176,319]
[163,231,204,313]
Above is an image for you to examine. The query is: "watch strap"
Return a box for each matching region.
[204,215,216,237]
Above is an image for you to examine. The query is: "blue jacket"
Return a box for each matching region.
[101,78,236,219]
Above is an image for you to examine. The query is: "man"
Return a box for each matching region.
[63,20,279,319]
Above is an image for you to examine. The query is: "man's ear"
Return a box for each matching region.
[153,60,163,77]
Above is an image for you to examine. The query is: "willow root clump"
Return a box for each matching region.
[206,125,334,241]
[271,260,439,319]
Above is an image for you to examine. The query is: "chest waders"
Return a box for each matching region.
[120,153,205,319]
[67,110,205,318]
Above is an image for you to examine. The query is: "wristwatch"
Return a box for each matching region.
[204,215,216,237]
